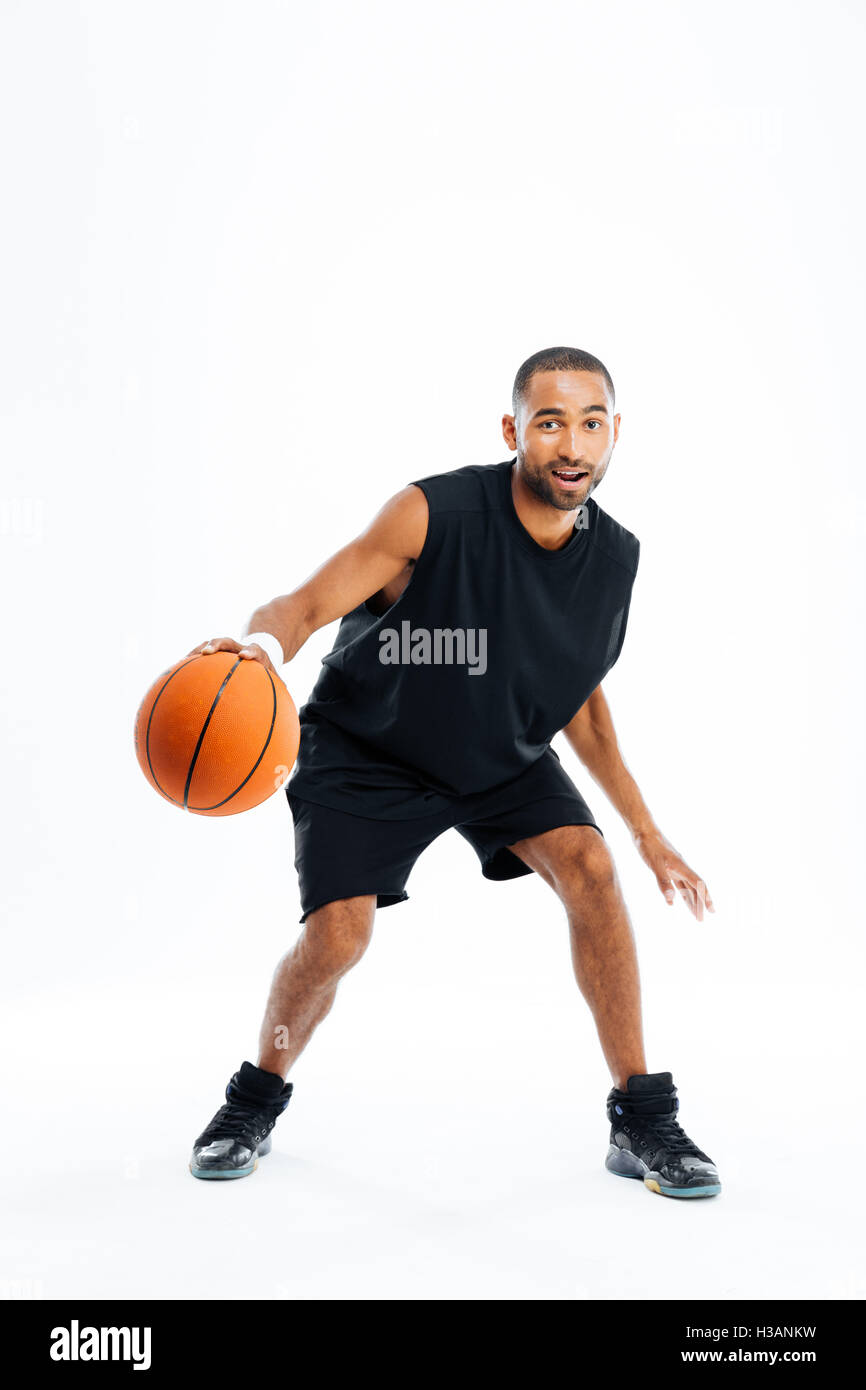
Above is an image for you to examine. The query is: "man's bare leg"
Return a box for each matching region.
[256,894,377,1079]
[508,824,647,1089]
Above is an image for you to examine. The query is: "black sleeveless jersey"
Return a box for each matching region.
[286,459,640,818]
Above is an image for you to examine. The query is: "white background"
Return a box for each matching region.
[2,0,864,1301]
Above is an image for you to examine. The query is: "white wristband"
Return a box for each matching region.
[241,630,284,669]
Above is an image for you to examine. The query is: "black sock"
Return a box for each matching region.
[236,1060,287,1098]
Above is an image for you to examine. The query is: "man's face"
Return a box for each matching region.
[502,370,621,512]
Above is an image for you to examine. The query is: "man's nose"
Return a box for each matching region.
[559,430,583,459]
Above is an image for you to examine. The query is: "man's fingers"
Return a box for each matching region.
[674,873,707,922]
[696,878,715,914]
[187,637,242,656]
[202,637,240,654]
[237,642,277,676]
[183,637,277,679]
[655,853,715,921]
[678,878,697,922]
[662,867,698,920]
[686,874,714,919]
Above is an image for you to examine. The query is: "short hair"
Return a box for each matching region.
[512,346,616,421]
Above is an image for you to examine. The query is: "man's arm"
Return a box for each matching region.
[562,685,715,920]
[562,684,656,837]
[188,483,429,669]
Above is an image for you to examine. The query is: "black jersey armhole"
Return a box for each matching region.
[361,483,436,621]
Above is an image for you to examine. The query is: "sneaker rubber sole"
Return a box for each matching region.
[189,1135,272,1181]
[605,1142,721,1198]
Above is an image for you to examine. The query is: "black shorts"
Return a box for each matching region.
[286,747,603,924]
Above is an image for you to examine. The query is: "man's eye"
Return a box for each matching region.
[586,419,603,429]
[540,420,558,429]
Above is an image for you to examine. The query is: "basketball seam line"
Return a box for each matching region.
[182,659,243,810]
[144,657,200,805]
[188,667,279,812]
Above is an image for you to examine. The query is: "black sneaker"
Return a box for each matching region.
[189,1061,293,1180]
[605,1071,721,1199]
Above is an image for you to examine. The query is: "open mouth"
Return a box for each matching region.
[552,469,588,486]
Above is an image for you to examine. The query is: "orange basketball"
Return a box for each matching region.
[134,652,300,816]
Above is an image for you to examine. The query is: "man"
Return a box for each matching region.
[186,346,720,1199]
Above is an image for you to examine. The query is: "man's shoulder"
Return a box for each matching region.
[585,496,641,578]
[407,460,507,515]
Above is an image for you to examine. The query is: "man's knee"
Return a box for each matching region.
[528,824,616,895]
[302,895,376,974]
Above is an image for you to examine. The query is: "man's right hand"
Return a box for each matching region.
[186,637,280,680]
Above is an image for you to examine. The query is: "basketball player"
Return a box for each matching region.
[186,347,720,1199]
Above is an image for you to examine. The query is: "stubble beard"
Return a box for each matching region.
[516,451,589,514]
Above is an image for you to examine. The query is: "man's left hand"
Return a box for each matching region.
[633,827,715,922]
